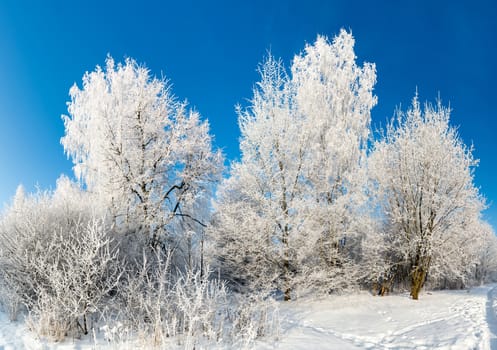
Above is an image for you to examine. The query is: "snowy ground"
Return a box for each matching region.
[1,285,497,349]
[259,284,497,350]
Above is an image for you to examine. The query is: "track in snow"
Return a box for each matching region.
[261,284,497,350]
[486,285,497,349]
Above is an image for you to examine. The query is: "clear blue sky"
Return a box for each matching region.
[1,0,496,228]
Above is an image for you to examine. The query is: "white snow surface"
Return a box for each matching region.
[2,285,497,349]
[259,285,497,350]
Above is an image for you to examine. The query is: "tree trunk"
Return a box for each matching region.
[200,231,205,280]
[83,312,88,335]
[410,265,427,300]
[284,257,291,301]
[277,148,291,301]
[282,227,291,301]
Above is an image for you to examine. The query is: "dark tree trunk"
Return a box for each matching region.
[410,267,427,300]
[282,227,291,301]
[410,256,430,300]
[283,260,291,301]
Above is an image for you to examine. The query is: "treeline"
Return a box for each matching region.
[0,29,495,347]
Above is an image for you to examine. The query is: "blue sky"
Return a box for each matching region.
[0,0,496,227]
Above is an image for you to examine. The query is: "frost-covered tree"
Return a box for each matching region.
[61,57,223,250]
[211,55,301,299]
[369,95,485,299]
[471,221,497,285]
[210,30,377,299]
[291,31,377,292]
[427,215,486,289]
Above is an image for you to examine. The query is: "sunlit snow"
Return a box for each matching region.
[0,286,496,349]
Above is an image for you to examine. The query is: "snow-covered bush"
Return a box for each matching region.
[424,219,497,289]
[0,178,121,340]
[112,248,279,349]
[473,222,497,284]
[228,292,280,349]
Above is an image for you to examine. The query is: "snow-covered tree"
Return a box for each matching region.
[291,31,377,293]
[369,95,485,299]
[471,221,497,285]
[210,30,377,299]
[427,215,486,289]
[61,57,223,251]
[210,55,301,299]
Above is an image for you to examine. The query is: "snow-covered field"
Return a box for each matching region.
[261,285,497,350]
[2,285,497,349]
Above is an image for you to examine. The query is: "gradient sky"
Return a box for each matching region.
[0,0,496,228]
